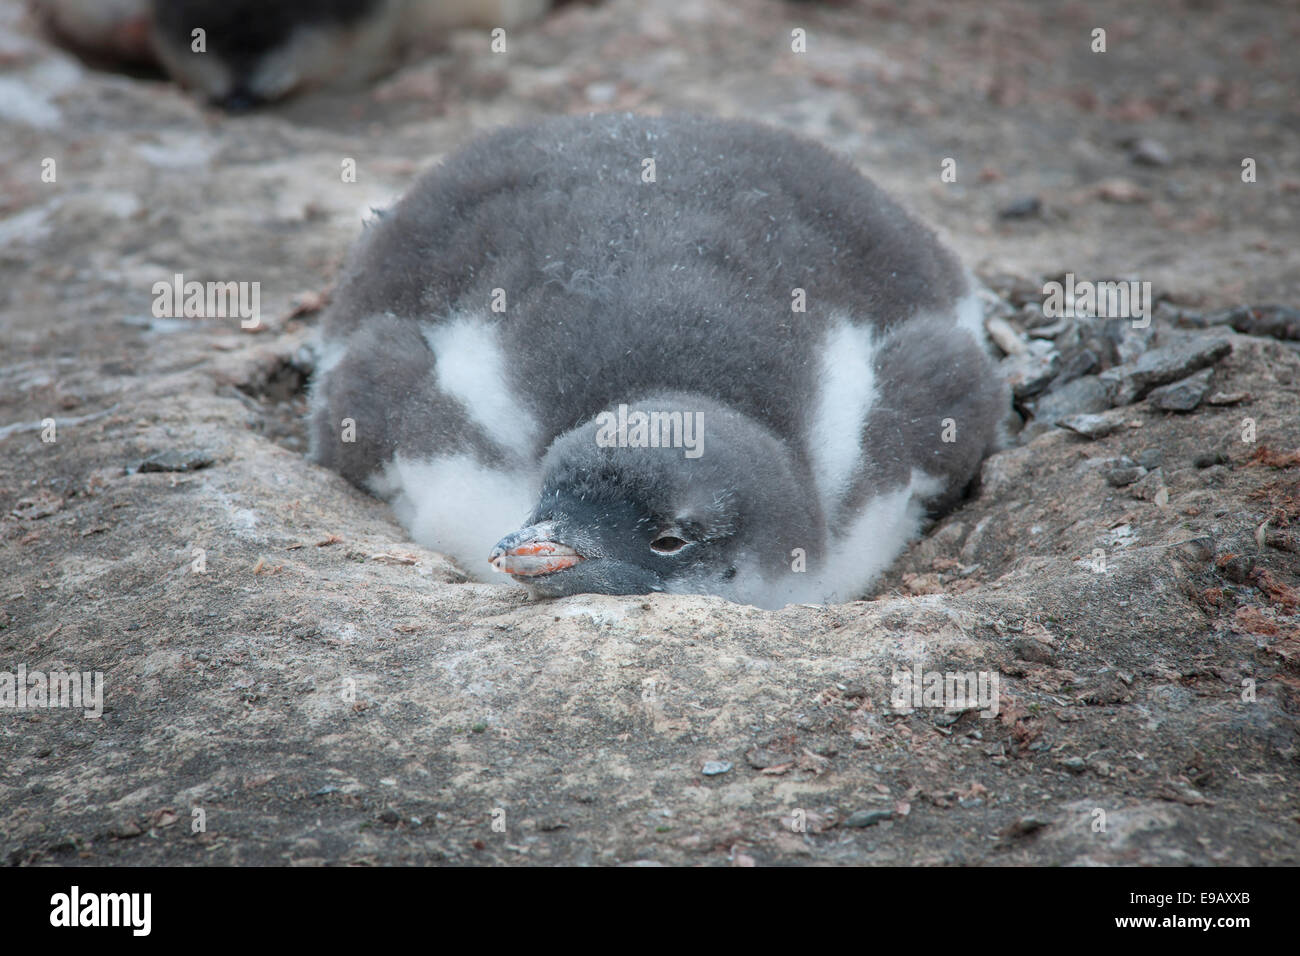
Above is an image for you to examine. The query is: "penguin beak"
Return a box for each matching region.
[488,522,585,577]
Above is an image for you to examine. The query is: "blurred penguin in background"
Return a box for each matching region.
[32,0,552,108]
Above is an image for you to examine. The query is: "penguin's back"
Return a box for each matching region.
[325,112,971,448]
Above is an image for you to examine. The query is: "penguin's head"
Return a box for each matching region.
[488,393,824,606]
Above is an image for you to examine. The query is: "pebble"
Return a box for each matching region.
[1051,347,1101,386]
[1000,350,1060,398]
[1001,815,1052,838]
[1194,451,1230,468]
[1130,137,1172,167]
[584,82,618,105]
[985,314,1028,356]
[998,196,1041,219]
[1095,177,1149,203]
[1077,673,1133,705]
[1103,457,1146,487]
[1135,448,1164,469]
[112,819,144,839]
[1148,367,1213,412]
[745,747,791,769]
[1130,467,1166,502]
[1034,376,1113,424]
[1027,318,1071,339]
[137,449,214,473]
[1206,390,1249,406]
[844,809,893,828]
[1115,321,1157,366]
[1195,304,1300,340]
[1100,336,1232,405]
[1057,412,1122,439]
[1058,756,1088,773]
[701,760,732,776]
[1013,638,1057,664]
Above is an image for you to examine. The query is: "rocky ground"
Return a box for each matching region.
[1,0,1297,865]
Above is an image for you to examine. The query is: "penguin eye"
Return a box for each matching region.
[650,535,690,555]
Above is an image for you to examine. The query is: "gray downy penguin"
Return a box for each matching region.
[34,0,551,109]
[309,113,1008,609]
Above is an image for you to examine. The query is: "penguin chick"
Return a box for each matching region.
[309,113,1008,609]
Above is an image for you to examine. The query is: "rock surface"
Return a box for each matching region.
[1148,367,1215,412]
[2,0,1299,866]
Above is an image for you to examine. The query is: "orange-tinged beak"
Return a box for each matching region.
[489,526,585,577]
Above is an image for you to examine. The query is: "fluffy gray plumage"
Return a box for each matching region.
[309,113,1007,608]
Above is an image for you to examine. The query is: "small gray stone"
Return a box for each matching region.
[583,82,617,105]
[1027,318,1071,340]
[1194,451,1230,468]
[1051,347,1101,386]
[1013,638,1057,664]
[137,449,214,473]
[1100,336,1232,406]
[1077,673,1133,705]
[1131,137,1171,167]
[701,760,732,776]
[1115,321,1157,366]
[844,809,893,828]
[1130,467,1166,502]
[1201,303,1300,340]
[1103,457,1146,487]
[1033,375,1113,424]
[985,314,1028,356]
[112,819,144,838]
[1058,412,1122,439]
[1206,390,1249,406]
[1001,815,1052,838]
[1058,756,1088,774]
[1148,367,1213,412]
[1000,350,1060,398]
[1135,448,1164,469]
[746,745,794,768]
[999,196,1041,219]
